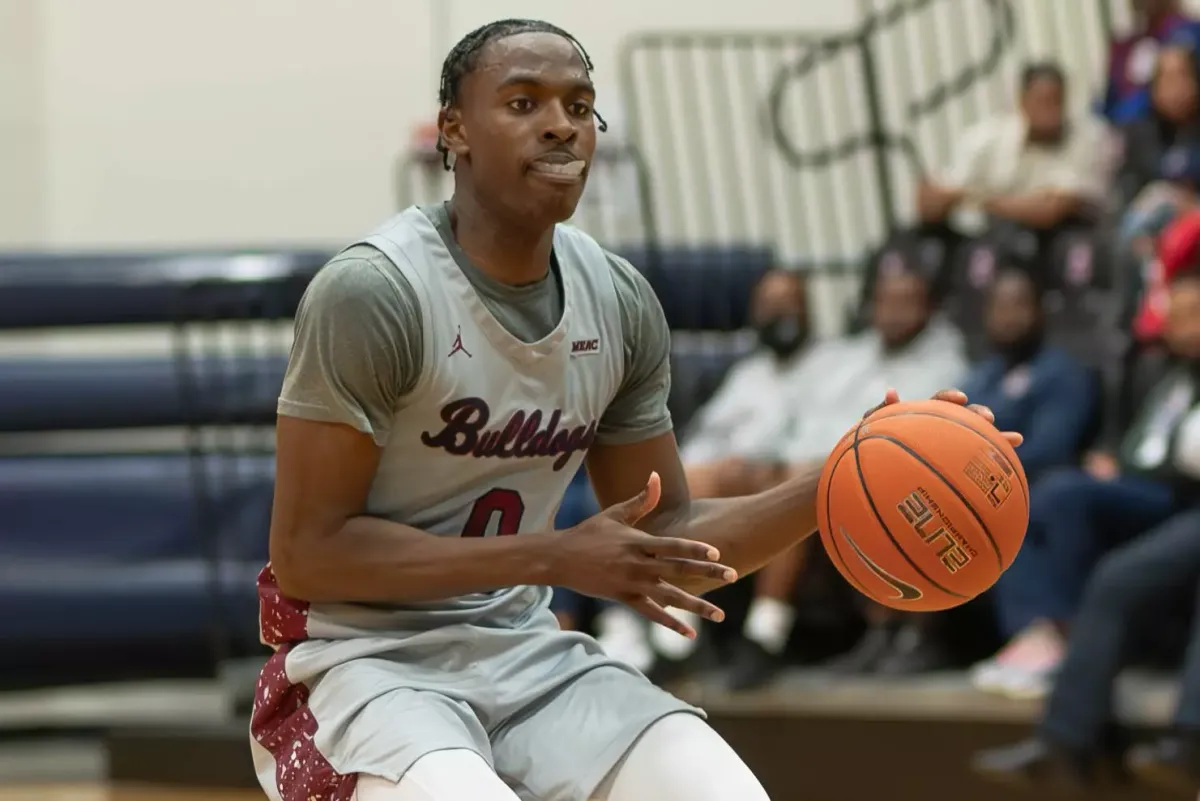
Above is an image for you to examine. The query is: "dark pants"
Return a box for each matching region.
[993,468,1175,637]
[1039,507,1200,750]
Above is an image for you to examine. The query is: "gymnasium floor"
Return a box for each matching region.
[0,669,1179,799]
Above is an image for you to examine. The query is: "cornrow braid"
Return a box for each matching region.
[435,18,608,171]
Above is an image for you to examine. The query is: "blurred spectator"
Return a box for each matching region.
[824,267,1095,676]
[971,276,1200,793]
[1117,41,1200,204]
[1103,0,1200,125]
[719,260,968,689]
[972,272,1200,701]
[682,270,813,495]
[1132,201,1200,345]
[961,267,1098,481]
[594,269,818,677]
[917,62,1110,266]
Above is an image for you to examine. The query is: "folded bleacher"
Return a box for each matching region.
[0,250,324,680]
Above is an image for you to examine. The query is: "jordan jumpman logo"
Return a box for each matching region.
[447,326,472,359]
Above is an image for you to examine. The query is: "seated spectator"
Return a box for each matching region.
[593,269,817,676]
[716,260,968,690]
[824,266,1097,676]
[1132,203,1200,345]
[972,273,1200,792]
[917,62,1111,272]
[1117,39,1200,206]
[972,272,1200,701]
[682,269,813,498]
[1119,144,1200,259]
[1103,0,1200,125]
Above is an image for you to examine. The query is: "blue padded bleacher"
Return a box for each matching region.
[0,250,317,674]
[669,333,757,430]
[623,245,775,331]
[0,355,288,432]
[0,454,271,644]
[0,250,328,329]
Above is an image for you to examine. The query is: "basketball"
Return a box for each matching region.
[816,399,1029,612]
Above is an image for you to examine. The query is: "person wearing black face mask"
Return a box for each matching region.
[594,269,814,681]
[960,267,1097,484]
[756,309,808,361]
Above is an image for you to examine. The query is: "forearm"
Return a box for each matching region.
[984,192,1078,229]
[646,460,823,594]
[271,516,556,603]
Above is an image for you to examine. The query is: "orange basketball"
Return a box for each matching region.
[816,399,1029,612]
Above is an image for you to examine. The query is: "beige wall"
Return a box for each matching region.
[0,0,46,247]
[0,0,855,249]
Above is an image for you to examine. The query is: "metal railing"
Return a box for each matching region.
[619,0,1128,264]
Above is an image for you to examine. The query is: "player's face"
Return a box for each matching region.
[1153,48,1199,123]
[1021,77,1064,143]
[872,272,930,350]
[1166,278,1200,360]
[985,273,1041,348]
[449,32,598,226]
[751,271,809,358]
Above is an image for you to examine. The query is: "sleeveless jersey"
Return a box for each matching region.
[258,207,625,646]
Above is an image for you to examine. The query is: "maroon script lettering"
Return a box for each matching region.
[420,397,597,471]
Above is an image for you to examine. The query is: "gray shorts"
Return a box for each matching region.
[250,609,702,801]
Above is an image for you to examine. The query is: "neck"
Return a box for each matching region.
[449,192,555,286]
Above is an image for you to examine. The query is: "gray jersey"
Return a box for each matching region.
[259,203,674,646]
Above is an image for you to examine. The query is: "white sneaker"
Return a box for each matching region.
[596,607,655,673]
[969,658,1009,694]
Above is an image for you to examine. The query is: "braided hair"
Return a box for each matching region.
[436,18,608,171]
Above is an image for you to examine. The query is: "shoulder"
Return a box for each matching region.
[600,247,657,305]
[306,244,418,316]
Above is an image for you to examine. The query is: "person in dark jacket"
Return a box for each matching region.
[1104,0,1200,125]
[973,270,1200,794]
[971,271,1200,702]
[824,267,1097,677]
[960,268,1098,482]
[1117,37,1200,204]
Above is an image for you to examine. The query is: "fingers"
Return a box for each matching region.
[640,536,721,563]
[654,557,738,585]
[863,388,901,419]
[1003,431,1025,447]
[608,471,662,525]
[650,580,726,623]
[627,597,699,639]
[967,403,996,424]
[931,389,968,404]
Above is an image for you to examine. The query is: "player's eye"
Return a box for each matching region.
[508,98,535,113]
[569,101,593,118]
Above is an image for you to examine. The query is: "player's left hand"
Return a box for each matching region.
[865,388,1024,448]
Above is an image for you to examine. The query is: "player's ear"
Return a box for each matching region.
[438,106,469,161]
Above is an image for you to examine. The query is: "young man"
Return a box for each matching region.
[251,19,1014,801]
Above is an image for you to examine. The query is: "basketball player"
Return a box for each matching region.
[251,19,1020,801]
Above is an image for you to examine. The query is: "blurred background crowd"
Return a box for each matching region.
[8,0,1200,797]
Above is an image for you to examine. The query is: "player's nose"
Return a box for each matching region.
[539,104,578,143]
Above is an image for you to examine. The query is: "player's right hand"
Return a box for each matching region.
[552,472,736,639]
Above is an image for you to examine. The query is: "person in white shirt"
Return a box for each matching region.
[723,262,970,689]
[597,268,819,679]
[682,269,812,496]
[917,62,1112,241]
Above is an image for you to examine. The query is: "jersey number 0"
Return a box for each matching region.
[463,488,526,537]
